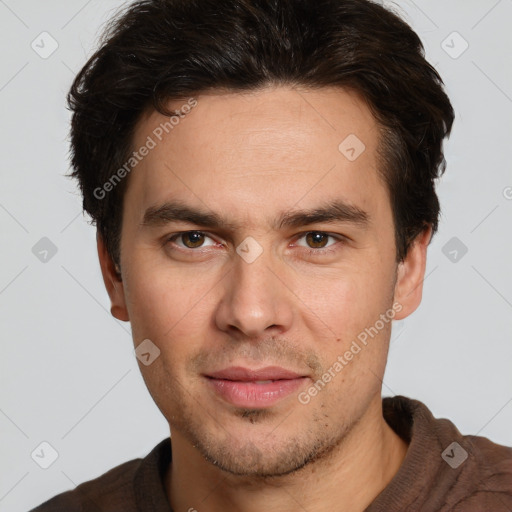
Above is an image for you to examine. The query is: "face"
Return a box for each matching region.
[99,85,429,477]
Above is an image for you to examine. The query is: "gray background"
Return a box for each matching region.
[1,0,511,510]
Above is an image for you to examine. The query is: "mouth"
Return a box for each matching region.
[204,366,310,408]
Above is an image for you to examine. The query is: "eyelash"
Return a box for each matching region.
[164,231,346,257]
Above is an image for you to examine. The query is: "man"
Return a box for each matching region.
[31,0,512,510]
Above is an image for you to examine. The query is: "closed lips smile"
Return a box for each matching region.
[204,366,309,408]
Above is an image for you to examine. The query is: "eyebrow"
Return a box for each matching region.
[140,199,371,231]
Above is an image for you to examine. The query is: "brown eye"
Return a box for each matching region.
[180,231,206,248]
[165,231,218,253]
[305,232,330,248]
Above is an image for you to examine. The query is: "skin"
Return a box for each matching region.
[98,85,432,512]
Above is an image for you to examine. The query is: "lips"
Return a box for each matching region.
[204,366,309,408]
[206,366,305,381]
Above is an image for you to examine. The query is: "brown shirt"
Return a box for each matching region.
[30,395,512,511]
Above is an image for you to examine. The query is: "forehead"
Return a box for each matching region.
[124,85,389,230]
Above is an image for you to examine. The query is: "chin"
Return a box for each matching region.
[192,421,345,479]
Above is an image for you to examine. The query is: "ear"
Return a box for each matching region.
[97,231,130,322]
[392,225,432,321]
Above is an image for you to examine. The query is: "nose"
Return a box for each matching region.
[214,245,294,339]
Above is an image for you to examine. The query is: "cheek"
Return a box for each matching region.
[297,264,395,387]
[300,264,387,333]
[123,261,216,356]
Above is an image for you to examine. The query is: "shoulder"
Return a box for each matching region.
[380,395,512,510]
[29,457,141,512]
[28,439,171,512]
[455,433,512,508]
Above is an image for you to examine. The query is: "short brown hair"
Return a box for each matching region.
[67,0,454,267]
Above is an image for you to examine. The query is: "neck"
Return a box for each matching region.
[165,394,408,512]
